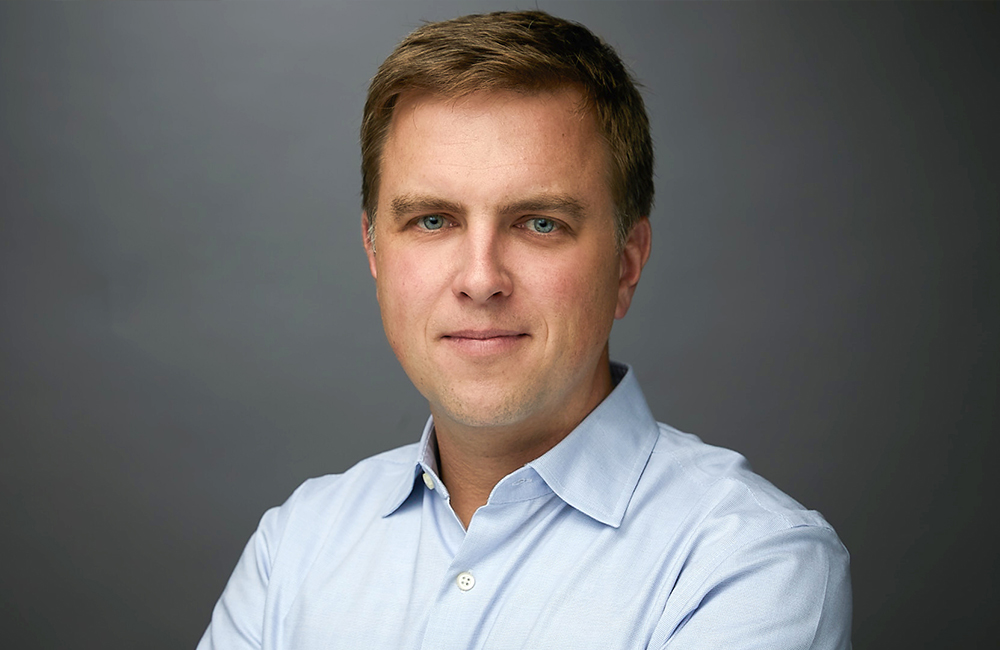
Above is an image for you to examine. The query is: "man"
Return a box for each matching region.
[199,10,851,649]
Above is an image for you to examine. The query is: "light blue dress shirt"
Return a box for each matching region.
[199,363,852,649]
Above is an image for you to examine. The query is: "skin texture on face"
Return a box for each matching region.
[364,88,650,464]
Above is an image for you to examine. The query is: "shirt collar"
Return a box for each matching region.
[382,362,660,528]
[526,362,659,527]
[381,416,445,517]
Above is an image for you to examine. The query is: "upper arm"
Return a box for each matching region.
[196,505,283,650]
[656,525,852,650]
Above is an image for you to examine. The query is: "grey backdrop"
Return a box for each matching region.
[1,2,996,648]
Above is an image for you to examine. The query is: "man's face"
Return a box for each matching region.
[365,88,647,436]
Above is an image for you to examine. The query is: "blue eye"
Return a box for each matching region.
[526,218,556,234]
[417,215,445,230]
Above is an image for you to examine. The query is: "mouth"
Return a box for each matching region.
[442,329,527,340]
[440,330,529,355]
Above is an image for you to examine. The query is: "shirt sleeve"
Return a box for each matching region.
[659,525,852,650]
[196,505,283,650]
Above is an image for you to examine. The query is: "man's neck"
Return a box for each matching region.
[434,424,566,529]
[431,359,614,529]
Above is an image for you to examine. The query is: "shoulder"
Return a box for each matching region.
[196,443,422,648]
[636,424,852,648]
[287,443,418,511]
[253,443,419,566]
[642,422,836,532]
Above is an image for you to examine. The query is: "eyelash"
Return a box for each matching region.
[411,215,562,234]
[415,215,449,230]
[521,217,559,234]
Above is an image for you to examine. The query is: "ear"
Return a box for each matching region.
[362,211,377,280]
[615,217,652,319]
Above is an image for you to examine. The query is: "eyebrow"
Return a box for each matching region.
[387,193,588,222]
[497,196,588,221]
[388,195,464,221]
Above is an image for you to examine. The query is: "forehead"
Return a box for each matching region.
[390,84,591,120]
[386,87,595,145]
[378,89,611,207]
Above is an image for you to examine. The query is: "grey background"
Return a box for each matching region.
[1,1,996,648]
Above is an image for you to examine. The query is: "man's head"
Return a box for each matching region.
[361,10,654,249]
[361,11,653,440]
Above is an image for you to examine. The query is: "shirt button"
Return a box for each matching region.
[456,571,475,591]
[422,472,435,490]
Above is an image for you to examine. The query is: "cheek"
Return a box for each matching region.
[378,252,442,322]
[524,251,619,331]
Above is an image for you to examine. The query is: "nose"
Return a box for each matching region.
[452,226,513,303]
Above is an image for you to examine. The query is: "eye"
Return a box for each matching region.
[525,217,557,234]
[416,215,446,230]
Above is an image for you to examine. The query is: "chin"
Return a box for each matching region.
[433,389,541,430]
